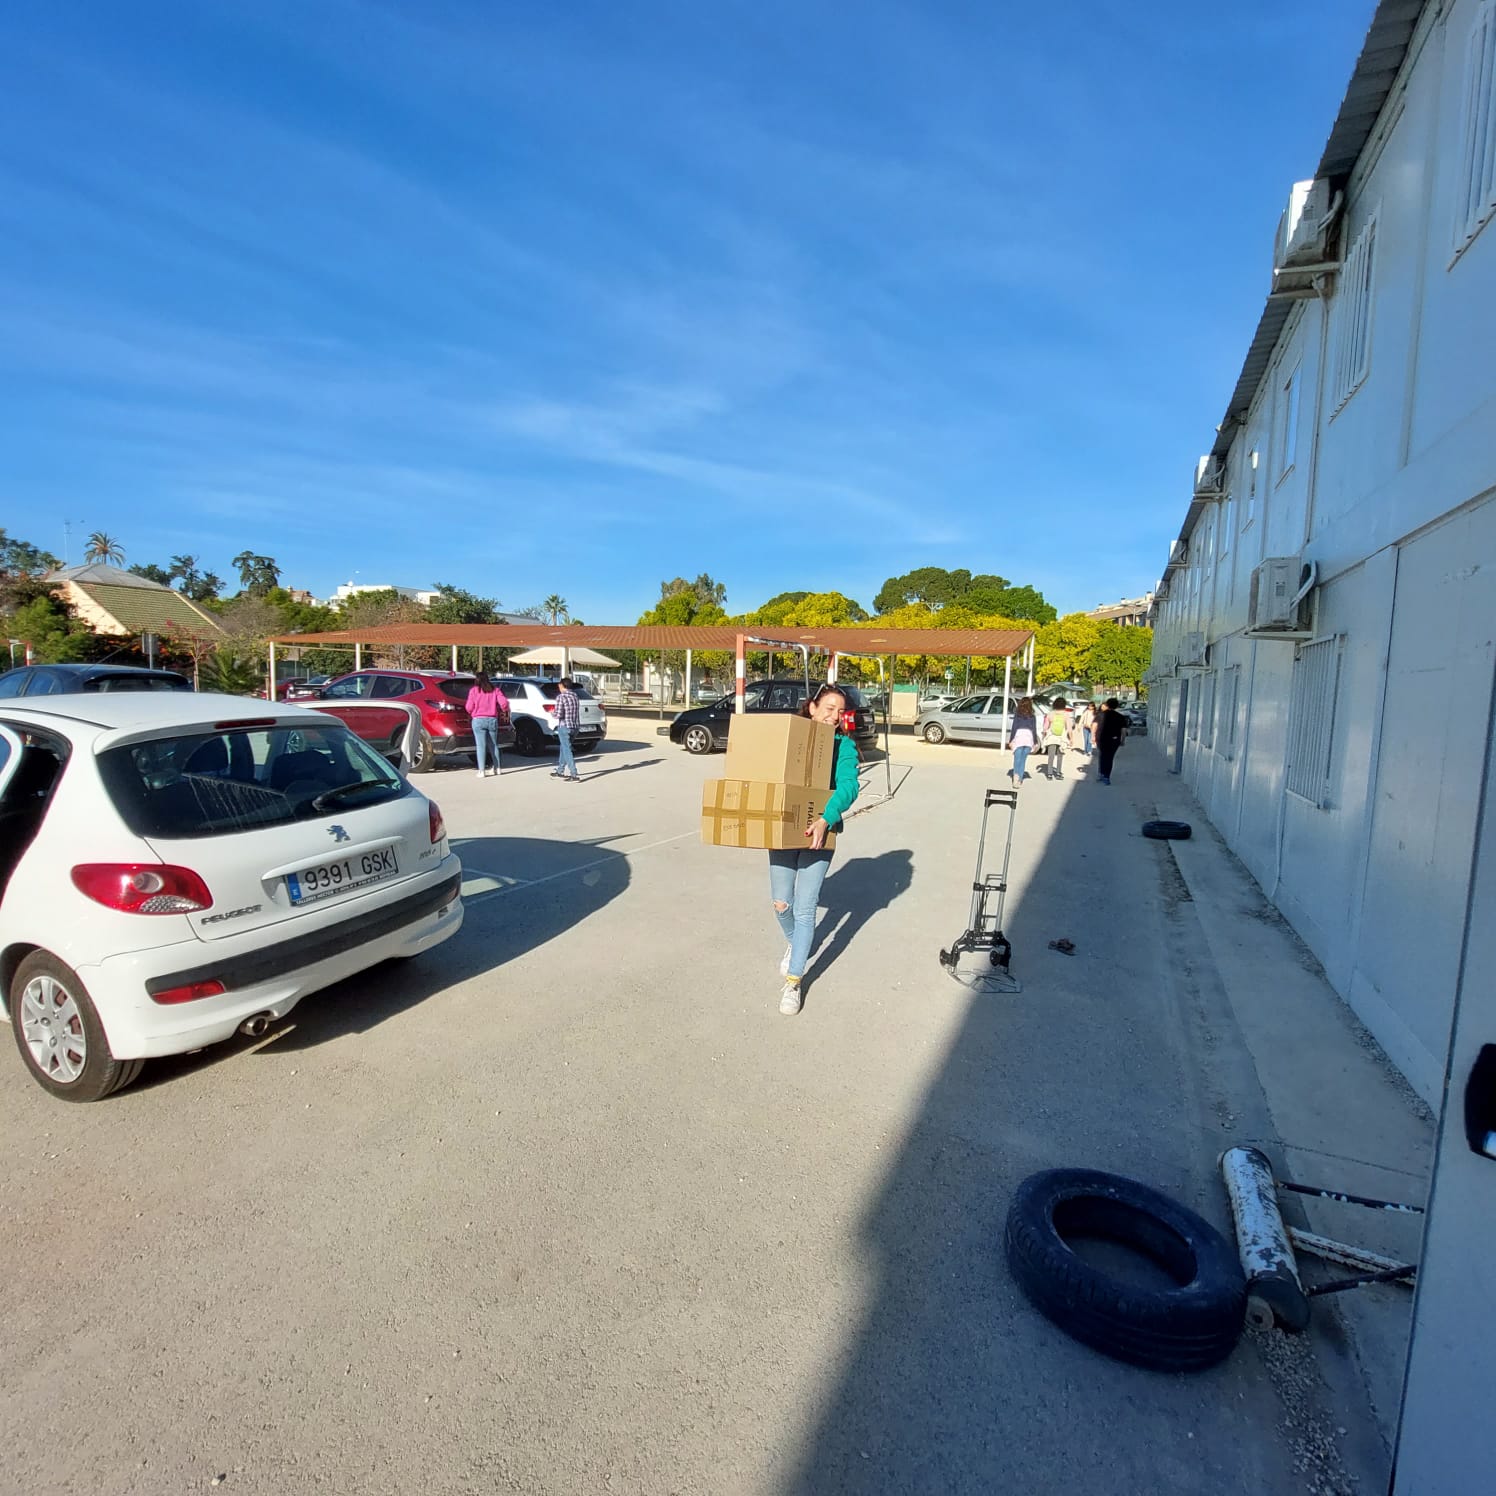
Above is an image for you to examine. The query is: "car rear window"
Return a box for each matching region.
[98,723,410,839]
[89,674,192,693]
[438,679,476,703]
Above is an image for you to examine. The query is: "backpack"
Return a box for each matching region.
[1047,710,1067,740]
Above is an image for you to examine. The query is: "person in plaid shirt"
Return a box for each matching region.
[551,677,582,781]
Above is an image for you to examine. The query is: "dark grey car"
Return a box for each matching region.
[0,663,192,697]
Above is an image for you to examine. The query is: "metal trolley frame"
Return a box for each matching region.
[939,788,1022,992]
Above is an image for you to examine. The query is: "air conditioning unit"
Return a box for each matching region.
[1194,456,1225,498]
[1274,179,1334,272]
[1177,631,1206,668]
[1249,557,1315,632]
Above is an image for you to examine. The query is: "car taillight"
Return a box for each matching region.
[428,800,446,844]
[842,708,857,732]
[71,864,213,915]
[151,979,226,1006]
[543,703,556,714]
[431,698,459,713]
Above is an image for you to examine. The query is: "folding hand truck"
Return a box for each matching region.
[939,788,1022,992]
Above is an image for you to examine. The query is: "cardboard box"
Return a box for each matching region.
[701,779,837,850]
[723,714,834,789]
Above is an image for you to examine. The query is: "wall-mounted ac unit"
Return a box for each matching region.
[1177,631,1206,667]
[1248,557,1314,632]
[1274,179,1334,272]
[1194,456,1225,498]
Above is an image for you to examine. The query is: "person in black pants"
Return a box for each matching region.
[1095,697,1130,784]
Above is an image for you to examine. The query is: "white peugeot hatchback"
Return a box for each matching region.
[0,693,464,1101]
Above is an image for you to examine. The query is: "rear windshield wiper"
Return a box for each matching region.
[310,781,400,813]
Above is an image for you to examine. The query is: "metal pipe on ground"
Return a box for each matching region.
[1220,1145,1311,1332]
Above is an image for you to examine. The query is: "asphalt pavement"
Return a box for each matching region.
[0,726,1416,1494]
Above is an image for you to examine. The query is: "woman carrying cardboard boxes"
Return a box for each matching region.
[772,685,861,1016]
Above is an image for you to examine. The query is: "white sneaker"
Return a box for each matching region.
[779,981,803,1016]
[779,947,792,977]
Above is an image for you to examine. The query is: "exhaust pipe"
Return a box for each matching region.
[239,1012,273,1038]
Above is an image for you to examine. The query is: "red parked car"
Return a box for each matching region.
[307,669,513,773]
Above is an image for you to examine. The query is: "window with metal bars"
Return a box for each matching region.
[1455,3,1496,254]
[1285,636,1344,806]
[1331,216,1376,412]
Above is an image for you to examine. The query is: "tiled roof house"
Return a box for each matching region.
[46,564,226,640]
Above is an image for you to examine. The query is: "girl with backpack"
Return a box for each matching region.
[1041,697,1070,781]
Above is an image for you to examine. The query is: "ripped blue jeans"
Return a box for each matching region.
[768,847,834,980]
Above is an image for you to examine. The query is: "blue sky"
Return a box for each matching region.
[1,0,1374,621]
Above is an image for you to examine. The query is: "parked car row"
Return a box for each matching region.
[0,665,609,772]
[307,670,607,770]
[668,678,878,754]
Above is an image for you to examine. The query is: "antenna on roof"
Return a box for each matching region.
[62,519,86,567]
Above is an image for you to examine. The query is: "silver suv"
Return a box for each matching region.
[494,677,608,757]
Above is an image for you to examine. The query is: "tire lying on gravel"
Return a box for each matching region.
[1004,1168,1246,1372]
[1142,819,1192,840]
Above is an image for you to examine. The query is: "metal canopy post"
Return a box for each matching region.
[1001,651,1013,749]
[355,641,363,670]
[735,634,747,715]
[685,648,692,705]
[268,639,277,697]
[451,644,459,672]
[1026,636,1035,695]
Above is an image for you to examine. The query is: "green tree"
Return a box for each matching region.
[874,566,1032,614]
[1033,612,1104,686]
[1088,625,1153,692]
[5,592,102,663]
[660,573,728,610]
[428,583,501,625]
[232,551,282,597]
[985,584,1056,624]
[2,529,63,614]
[128,562,174,586]
[84,531,125,565]
[540,593,569,625]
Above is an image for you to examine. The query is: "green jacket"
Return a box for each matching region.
[823,734,861,830]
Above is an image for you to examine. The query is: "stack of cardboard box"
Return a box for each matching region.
[700,715,838,849]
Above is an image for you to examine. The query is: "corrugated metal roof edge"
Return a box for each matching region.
[1163,0,1428,575]
[268,623,1035,656]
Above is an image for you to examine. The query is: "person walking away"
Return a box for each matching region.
[1009,697,1039,788]
[465,671,511,778]
[1067,705,1088,776]
[1095,698,1130,784]
[1042,697,1070,780]
[552,677,582,781]
[771,685,860,1016]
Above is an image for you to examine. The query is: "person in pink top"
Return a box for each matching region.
[464,672,511,778]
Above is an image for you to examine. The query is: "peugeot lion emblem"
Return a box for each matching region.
[328,824,352,844]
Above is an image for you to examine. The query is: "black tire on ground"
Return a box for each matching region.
[681,724,715,755]
[923,723,946,744]
[1004,1168,1246,1372]
[514,719,545,757]
[9,952,145,1103]
[1142,820,1192,840]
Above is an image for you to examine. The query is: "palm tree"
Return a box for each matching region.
[84,532,125,565]
[542,593,569,625]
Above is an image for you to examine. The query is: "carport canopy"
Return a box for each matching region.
[268,622,1034,657]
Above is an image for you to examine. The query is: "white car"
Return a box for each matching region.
[0,694,464,1101]
[493,676,608,758]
